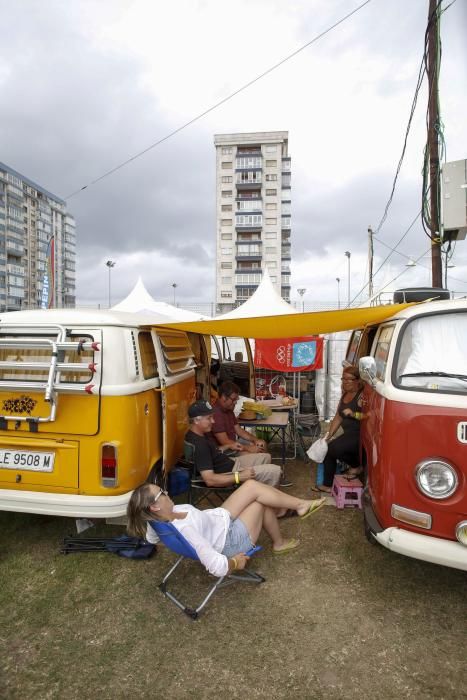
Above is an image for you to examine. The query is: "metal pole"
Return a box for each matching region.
[427,0,443,288]
[106,260,116,308]
[344,251,351,306]
[336,278,340,309]
[368,226,374,298]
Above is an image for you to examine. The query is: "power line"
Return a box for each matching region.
[373,56,426,238]
[65,0,374,199]
[349,211,421,305]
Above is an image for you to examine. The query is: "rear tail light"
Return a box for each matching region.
[101,444,118,487]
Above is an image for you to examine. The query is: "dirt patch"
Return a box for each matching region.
[0,461,466,699]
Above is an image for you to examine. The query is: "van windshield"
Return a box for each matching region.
[396,312,467,393]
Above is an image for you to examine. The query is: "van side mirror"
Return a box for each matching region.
[359,356,376,385]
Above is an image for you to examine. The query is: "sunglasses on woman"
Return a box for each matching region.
[152,488,168,505]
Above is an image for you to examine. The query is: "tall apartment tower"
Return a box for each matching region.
[0,162,76,310]
[214,131,291,313]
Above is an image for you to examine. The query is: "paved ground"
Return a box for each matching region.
[0,459,466,699]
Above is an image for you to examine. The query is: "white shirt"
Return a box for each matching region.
[170,505,231,577]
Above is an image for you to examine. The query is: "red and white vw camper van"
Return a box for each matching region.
[346,298,467,571]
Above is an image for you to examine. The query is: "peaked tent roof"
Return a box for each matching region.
[112,277,209,321]
[217,268,295,319]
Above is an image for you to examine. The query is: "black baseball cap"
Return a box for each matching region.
[188,400,214,419]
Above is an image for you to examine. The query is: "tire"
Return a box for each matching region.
[146,459,164,486]
[363,512,377,545]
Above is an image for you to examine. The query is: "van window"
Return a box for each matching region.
[158,330,197,375]
[138,332,158,379]
[374,326,394,380]
[396,312,467,393]
[345,330,362,364]
[0,334,94,384]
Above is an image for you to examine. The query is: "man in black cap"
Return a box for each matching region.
[185,400,281,488]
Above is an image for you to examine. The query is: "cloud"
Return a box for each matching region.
[0,0,465,311]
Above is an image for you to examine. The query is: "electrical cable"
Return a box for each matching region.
[351,0,459,305]
[64,0,374,199]
[348,212,421,305]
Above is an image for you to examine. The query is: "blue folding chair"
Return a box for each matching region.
[150,520,265,620]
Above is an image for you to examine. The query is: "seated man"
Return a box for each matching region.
[212,381,269,456]
[185,400,281,488]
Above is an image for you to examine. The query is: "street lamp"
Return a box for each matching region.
[106,260,116,308]
[297,287,306,313]
[172,283,178,305]
[336,278,341,309]
[344,251,351,306]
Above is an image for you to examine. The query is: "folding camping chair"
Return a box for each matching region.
[184,440,236,507]
[295,414,321,463]
[150,521,265,620]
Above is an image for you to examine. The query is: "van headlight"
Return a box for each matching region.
[415,460,458,499]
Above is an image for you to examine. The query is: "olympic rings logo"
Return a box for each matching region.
[275,345,286,364]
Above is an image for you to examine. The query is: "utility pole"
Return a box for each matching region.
[427,0,443,287]
[368,226,374,298]
[344,251,351,306]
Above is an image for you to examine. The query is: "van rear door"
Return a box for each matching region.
[0,327,101,492]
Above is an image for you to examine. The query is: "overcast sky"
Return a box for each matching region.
[1,0,466,310]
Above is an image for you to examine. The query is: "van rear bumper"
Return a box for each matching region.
[0,488,132,519]
[375,527,467,571]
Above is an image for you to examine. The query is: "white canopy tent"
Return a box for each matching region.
[112,277,209,321]
[216,268,296,319]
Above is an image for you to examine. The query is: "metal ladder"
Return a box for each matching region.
[0,323,100,430]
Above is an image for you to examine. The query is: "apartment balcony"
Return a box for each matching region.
[6,300,23,310]
[236,149,262,157]
[235,173,262,188]
[281,159,291,172]
[236,192,261,200]
[235,253,262,262]
[236,201,262,213]
[235,267,262,274]
[235,214,262,231]
[6,241,25,256]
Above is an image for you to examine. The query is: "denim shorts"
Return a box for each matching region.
[221,517,254,557]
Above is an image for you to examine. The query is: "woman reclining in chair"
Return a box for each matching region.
[127,480,325,578]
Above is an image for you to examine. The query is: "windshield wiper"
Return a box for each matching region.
[399,371,467,382]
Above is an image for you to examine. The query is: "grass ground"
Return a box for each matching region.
[1,460,466,699]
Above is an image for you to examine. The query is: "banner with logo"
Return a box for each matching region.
[254,336,324,372]
[40,237,55,309]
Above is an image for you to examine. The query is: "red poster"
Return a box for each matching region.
[254,336,323,372]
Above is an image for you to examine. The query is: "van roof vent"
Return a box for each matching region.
[393,287,451,303]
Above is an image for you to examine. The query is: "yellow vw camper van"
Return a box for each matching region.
[0,309,253,519]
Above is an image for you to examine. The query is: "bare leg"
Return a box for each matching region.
[223,479,312,520]
[236,502,297,552]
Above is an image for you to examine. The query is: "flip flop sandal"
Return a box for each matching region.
[311,485,332,494]
[300,497,326,520]
[273,538,300,555]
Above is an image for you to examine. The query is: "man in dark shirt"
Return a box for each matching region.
[185,400,281,488]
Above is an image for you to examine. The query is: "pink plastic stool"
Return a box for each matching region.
[332,475,363,509]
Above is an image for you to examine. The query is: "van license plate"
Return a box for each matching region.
[0,450,55,472]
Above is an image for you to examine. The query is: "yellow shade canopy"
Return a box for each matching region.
[151,303,414,339]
